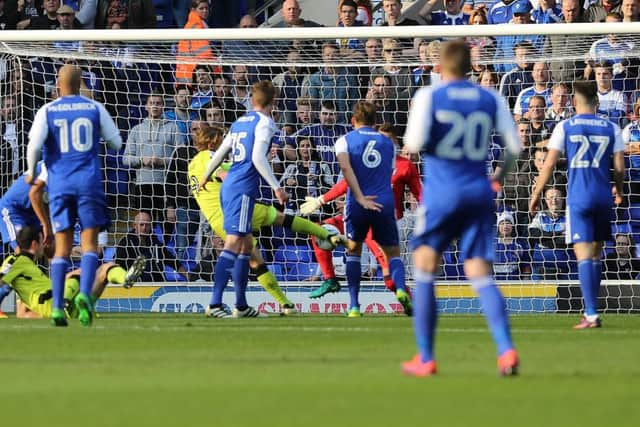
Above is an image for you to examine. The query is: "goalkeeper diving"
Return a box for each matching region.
[189,126,347,317]
[0,225,145,320]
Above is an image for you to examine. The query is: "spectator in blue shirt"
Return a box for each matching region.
[429,0,470,25]
[498,40,535,109]
[285,100,350,177]
[494,211,530,280]
[532,0,563,23]
[336,0,365,54]
[494,0,545,73]
[528,187,576,281]
[487,0,526,24]
[595,60,629,127]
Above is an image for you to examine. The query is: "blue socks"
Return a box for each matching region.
[210,250,237,307]
[233,253,251,309]
[578,259,597,316]
[388,257,406,292]
[0,284,11,306]
[413,269,437,362]
[79,252,99,298]
[592,259,602,314]
[51,257,71,311]
[472,276,514,356]
[346,255,361,309]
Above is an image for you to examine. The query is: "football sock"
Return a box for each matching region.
[63,277,80,301]
[366,238,388,270]
[312,236,335,279]
[472,276,514,356]
[210,250,236,307]
[388,257,406,292]
[0,284,11,305]
[51,257,70,311]
[345,255,361,308]
[413,269,437,362]
[591,259,602,316]
[290,216,328,239]
[79,252,100,297]
[106,265,127,284]
[578,259,597,316]
[256,270,291,305]
[233,253,251,309]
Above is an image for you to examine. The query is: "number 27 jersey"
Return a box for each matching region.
[548,114,624,206]
[29,94,120,195]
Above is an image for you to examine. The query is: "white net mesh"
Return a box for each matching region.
[1,25,639,313]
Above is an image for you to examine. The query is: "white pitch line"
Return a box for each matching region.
[0,324,638,335]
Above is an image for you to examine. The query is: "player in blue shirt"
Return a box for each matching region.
[334,101,412,317]
[200,81,288,318]
[0,162,48,250]
[530,81,625,329]
[0,162,49,312]
[26,65,122,327]
[403,40,522,377]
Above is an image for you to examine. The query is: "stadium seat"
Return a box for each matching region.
[164,265,188,282]
[102,246,116,262]
[268,263,287,281]
[274,244,313,263]
[285,262,319,281]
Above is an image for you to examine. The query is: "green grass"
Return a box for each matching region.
[1,314,638,427]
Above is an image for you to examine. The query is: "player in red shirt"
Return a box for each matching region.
[301,124,422,301]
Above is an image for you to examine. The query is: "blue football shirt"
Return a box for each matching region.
[548,114,624,206]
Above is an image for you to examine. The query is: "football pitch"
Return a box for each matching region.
[1,314,637,427]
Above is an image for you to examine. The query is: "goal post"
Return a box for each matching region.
[0,23,639,314]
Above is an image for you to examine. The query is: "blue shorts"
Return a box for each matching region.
[566,202,612,244]
[0,207,40,249]
[48,192,110,234]
[344,201,399,246]
[411,195,495,262]
[221,191,254,236]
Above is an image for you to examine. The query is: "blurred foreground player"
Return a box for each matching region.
[403,40,522,376]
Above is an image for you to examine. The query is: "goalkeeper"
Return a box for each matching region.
[0,226,145,321]
[300,123,421,301]
[188,126,347,317]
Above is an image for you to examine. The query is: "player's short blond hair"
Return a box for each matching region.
[252,81,277,108]
[440,39,471,77]
[352,101,377,126]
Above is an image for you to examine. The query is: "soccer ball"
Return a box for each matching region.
[314,223,340,250]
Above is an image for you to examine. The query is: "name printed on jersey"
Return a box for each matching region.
[47,102,97,112]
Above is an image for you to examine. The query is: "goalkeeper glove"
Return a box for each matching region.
[300,196,325,215]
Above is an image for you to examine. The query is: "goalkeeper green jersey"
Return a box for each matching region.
[188,150,229,224]
[0,253,53,313]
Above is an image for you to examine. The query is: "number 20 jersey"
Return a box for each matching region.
[414,80,521,204]
[29,94,119,196]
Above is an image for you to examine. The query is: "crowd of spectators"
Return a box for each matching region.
[2,0,640,282]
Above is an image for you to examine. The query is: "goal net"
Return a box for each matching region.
[0,24,639,314]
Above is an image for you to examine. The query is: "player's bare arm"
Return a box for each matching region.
[28,180,52,245]
[613,150,625,205]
